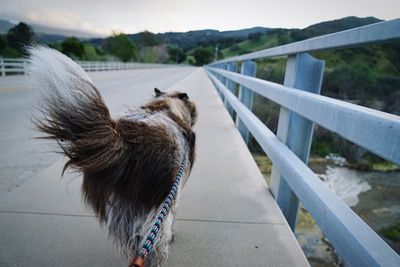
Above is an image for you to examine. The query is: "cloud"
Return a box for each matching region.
[0,0,398,35]
[0,2,110,36]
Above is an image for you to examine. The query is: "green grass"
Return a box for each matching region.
[371,162,400,171]
[221,35,279,58]
[380,223,400,241]
[251,153,272,184]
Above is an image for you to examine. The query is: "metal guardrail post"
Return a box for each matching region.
[0,58,4,76]
[23,59,28,75]
[224,62,238,117]
[269,53,325,230]
[236,60,256,143]
[218,63,228,102]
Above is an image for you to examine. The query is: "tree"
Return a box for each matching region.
[2,47,20,58]
[193,47,213,66]
[139,31,162,47]
[105,33,138,62]
[277,33,291,45]
[168,46,186,63]
[82,44,100,61]
[139,45,169,63]
[61,37,84,59]
[248,32,262,41]
[0,35,6,54]
[7,22,34,54]
[187,56,195,65]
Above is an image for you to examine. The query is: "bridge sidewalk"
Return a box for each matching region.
[165,68,308,266]
[0,68,308,266]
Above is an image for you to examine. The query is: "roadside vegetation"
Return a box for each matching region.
[0,22,217,65]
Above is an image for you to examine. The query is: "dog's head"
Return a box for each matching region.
[153,88,197,127]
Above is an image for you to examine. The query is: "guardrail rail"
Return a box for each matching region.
[206,19,400,267]
[0,58,173,76]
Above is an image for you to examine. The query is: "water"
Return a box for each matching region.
[296,162,400,266]
[320,166,371,207]
[252,153,400,265]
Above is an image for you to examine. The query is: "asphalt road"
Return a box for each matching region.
[0,67,196,197]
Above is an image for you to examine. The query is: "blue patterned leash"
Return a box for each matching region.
[129,146,189,267]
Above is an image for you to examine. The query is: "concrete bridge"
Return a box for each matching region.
[0,67,306,266]
[1,19,400,267]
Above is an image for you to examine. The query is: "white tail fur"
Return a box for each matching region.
[27,45,93,104]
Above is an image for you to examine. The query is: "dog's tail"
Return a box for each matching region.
[28,46,123,173]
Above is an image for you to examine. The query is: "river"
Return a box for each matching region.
[296,159,400,266]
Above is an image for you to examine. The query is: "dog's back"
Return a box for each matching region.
[29,46,196,266]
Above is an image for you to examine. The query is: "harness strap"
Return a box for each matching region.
[128,146,189,267]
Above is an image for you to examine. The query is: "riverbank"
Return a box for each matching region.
[252,153,400,266]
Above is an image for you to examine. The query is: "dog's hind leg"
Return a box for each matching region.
[165,212,175,243]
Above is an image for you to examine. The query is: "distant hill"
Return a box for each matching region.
[33,32,69,43]
[30,23,100,39]
[127,27,271,50]
[1,16,384,47]
[221,16,384,57]
[2,16,384,51]
[217,16,399,167]
[0,19,15,33]
[303,16,383,36]
[1,18,270,48]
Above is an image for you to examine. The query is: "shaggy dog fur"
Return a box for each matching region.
[28,46,197,267]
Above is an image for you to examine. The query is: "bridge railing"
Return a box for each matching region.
[205,19,400,267]
[0,58,173,76]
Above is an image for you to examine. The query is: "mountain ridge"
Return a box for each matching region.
[0,16,385,50]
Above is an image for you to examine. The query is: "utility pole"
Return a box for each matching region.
[214,46,219,61]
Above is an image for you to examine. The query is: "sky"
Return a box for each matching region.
[0,0,398,36]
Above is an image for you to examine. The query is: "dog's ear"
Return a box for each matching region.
[154,88,165,98]
[177,93,188,101]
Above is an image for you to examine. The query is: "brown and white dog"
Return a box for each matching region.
[28,46,197,267]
